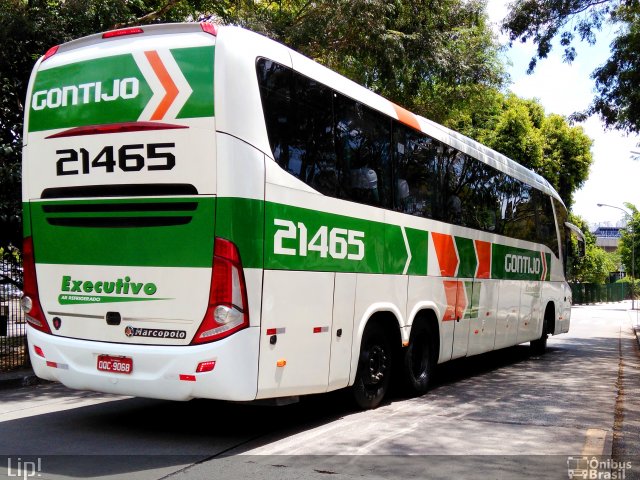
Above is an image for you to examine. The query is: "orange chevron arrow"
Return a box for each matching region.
[144,50,179,120]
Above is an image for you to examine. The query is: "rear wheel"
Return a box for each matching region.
[353,323,392,409]
[531,307,551,354]
[402,322,434,395]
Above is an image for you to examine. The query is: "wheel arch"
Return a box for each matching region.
[349,306,403,386]
[408,308,440,364]
[544,301,556,336]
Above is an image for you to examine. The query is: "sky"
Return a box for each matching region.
[486,0,640,229]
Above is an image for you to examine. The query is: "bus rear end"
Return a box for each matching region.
[21,24,259,401]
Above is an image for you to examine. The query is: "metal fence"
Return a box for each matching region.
[0,259,28,372]
[570,282,631,305]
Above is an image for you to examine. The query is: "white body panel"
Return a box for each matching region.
[467,280,499,356]
[258,270,334,398]
[29,325,259,401]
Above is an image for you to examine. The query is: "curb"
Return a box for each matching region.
[0,369,41,391]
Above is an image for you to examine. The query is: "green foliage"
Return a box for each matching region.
[568,214,619,284]
[448,94,592,209]
[215,0,507,123]
[502,0,640,133]
[617,203,640,282]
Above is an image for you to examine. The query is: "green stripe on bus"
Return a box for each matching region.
[26,195,553,279]
[173,46,215,119]
[28,46,214,132]
[491,244,547,281]
[454,237,477,278]
[215,197,264,269]
[28,197,215,267]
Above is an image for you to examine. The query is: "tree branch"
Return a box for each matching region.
[113,0,182,28]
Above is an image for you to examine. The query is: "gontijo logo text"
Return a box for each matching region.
[28,46,214,132]
[31,78,139,110]
[58,275,167,305]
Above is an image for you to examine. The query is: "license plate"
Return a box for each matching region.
[97,355,133,374]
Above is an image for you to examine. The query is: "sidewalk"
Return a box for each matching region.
[0,367,39,391]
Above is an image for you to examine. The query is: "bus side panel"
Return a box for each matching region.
[516,281,543,344]
[328,272,357,391]
[257,269,335,398]
[214,133,266,329]
[494,280,521,350]
[466,279,499,356]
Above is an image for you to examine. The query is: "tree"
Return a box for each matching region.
[568,214,620,283]
[617,203,640,283]
[501,0,640,133]
[447,93,593,209]
[214,0,507,123]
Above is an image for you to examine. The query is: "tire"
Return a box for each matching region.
[530,310,550,355]
[352,323,392,409]
[402,322,434,395]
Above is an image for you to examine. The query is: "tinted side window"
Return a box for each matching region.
[256,58,292,170]
[335,94,392,208]
[393,123,438,218]
[553,198,569,270]
[501,178,538,242]
[257,58,338,197]
[536,192,559,256]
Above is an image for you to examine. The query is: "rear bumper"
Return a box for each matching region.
[27,325,259,401]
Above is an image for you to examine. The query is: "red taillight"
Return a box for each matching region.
[200,23,217,36]
[22,237,51,334]
[102,27,144,39]
[191,238,249,344]
[42,45,59,62]
[196,361,216,373]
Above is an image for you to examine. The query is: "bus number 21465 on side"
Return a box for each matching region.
[274,219,365,260]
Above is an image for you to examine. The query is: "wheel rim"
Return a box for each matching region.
[410,331,429,381]
[363,342,388,393]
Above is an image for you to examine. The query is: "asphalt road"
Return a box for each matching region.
[0,303,638,480]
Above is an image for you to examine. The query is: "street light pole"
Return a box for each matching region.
[597,203,635,309]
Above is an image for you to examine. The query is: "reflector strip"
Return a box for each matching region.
[313,326,329,333]
[34,346,45,358]
[43,45,59,62]
[179,374,196,382]
[46,122,188,139]
[266,327,286,336]
[200,23,217,36]
[46,361,57,368]
[196,361,216,373]
[102,27,144,39]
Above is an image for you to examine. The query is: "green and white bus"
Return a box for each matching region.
[22,23,584,408]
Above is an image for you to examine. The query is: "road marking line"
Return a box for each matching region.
[581,428,607,456]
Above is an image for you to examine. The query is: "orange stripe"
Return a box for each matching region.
[392,103,421,131]
[432,232,458,277]
[144,50,179,120]
[443,281,458,321]
[474,240,491,279]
